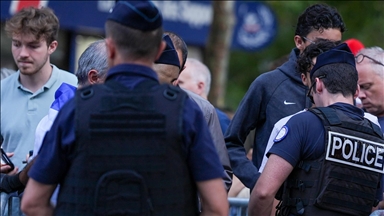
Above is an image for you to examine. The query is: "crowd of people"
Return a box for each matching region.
[0,1,383,216]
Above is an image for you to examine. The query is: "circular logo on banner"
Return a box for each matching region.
[233,2,277,51]
[274,126,289,143]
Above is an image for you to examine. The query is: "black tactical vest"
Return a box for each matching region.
[55,80,198,216]
[278,107,384,216]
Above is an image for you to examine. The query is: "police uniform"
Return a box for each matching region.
[269,103,384,215]
[29,64,224,215]
[28,2,223,215]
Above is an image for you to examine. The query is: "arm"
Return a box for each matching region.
[21,178,56,216]
[197,178,229,216]
[225,79,264,189]
[248,154,293,216]
[207,106,233,191]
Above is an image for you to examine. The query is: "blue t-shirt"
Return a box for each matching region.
[29,64,224,184]
[268,102,383,201]
[215,108,230,134]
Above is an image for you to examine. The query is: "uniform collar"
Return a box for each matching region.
[106,64,159,82]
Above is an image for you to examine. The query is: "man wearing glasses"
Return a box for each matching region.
[356,47,384,210]
[356,47,384,132]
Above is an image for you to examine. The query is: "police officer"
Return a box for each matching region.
[21,1,228,216]
[249,43,384,216]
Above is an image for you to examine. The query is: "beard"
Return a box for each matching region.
[17,54,49,76]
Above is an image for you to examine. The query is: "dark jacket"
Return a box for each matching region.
[225,48,312,189]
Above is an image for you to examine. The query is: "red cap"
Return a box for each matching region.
[344,38,365,56]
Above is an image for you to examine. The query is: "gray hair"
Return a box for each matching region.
[357,47,384,78]
[75,40,108,85]
[186,58,211,96]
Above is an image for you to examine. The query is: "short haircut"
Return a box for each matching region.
[105,20,163,60]
[187,58,211,96]
[357,47,384,79]
[5,7,59,45]
[312,63,358,98]
[295,4,345,41]
[297,39,341,75]
[164,31,188,70]
[75,40,108,86]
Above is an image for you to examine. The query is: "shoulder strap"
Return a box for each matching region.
[308,107,341,126]
[309,107,383,138]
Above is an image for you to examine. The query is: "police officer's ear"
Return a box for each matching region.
[315,77,325,94]
[105,38,115,61]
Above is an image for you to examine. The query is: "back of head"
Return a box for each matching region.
[356,47,384,78]
[184,58,211,96]
[297,38,341,75]
[310,43,358,97]
[164,31,188,69]
[75,40,108,86]
[105,1,163,61]
[5,6,59,45]
[295,4,345,38]
[153,35,180,84]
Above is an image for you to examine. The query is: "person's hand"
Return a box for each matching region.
[1,152,18,174]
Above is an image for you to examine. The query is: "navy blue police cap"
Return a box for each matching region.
[310,43,356,78]
[155,35,180,68]
[107,0,162,31]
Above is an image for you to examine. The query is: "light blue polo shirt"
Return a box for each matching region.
[1,65,77,169]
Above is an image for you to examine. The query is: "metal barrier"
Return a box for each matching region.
[5,193,22,216]
[228,197,249,216]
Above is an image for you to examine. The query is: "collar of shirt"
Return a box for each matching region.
[329,102,365,120]
[105,64,159,89]
[17,64,59,95]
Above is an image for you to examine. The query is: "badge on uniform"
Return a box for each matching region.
[274,126,289,143]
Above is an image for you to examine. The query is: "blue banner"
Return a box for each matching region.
[1,0,277,51]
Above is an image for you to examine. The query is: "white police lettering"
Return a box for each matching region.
[326,131,384,173]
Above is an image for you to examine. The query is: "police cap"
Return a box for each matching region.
[107,0,162,31]
[155,35,180,68]
[310,43,356,78]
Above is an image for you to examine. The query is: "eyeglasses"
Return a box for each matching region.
[302,36,316,45]
[307,74,326,104]
[355,54,384,66]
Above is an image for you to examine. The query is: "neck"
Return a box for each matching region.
[19,62,52,93]
[111,54,155,69]
[319,92,354,107]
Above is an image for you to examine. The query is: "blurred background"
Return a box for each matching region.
[1,1,383,112]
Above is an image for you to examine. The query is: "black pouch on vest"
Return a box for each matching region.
[94,170,153,216]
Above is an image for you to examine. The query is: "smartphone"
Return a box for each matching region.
[1,148,15,171]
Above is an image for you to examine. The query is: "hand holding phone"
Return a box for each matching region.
[1,148,15,172]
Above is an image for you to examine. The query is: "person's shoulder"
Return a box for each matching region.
[275,109,307,127]
[288,110,318,125]
[184,89,215,111]
[1,72,19,92]
[52,65,78,85]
